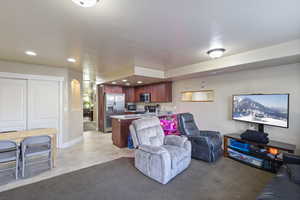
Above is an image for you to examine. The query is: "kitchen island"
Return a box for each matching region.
[111,113,174,148]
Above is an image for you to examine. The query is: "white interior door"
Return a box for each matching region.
[28,80,60,131]
[0,78,27,132]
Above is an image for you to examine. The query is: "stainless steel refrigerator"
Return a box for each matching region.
[104,93,125,132]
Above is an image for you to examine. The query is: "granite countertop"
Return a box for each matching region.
[110,112,174,120]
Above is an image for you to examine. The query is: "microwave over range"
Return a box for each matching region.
[140,93,151,103]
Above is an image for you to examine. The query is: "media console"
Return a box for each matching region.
[224,133,296,173]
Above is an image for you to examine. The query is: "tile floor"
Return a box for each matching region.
[0,131,134,192]
[83,118,97,131]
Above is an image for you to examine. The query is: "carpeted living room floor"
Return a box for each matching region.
[0,157,273,200]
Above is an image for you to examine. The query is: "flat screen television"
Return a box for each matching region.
[232,94,289,130]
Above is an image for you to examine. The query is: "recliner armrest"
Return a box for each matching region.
[283,153,300,165]
[139,145,168,155]
[188,135,210,147]
[164,135,188,148]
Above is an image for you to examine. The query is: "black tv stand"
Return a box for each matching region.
[224,133,296,173]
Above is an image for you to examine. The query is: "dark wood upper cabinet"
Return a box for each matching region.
[103,85,123,93]
[124,87,135,103]
[134,82,172,103]
[150,82,172,103]
[99,82,172,110]
[134,86,145,102]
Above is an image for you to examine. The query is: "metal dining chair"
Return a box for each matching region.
[20,135,52,178]
[0,140,19,179]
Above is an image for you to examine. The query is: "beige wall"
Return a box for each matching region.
[67,69,83,143]
[171,63,300,152]
[0,60,83,146]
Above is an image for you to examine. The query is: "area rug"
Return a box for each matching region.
[0,157,273,200]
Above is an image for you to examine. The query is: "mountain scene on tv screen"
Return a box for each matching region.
[233,95,288,127]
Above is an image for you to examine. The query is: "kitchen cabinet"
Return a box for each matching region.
[98,82,172,132]
[102,85,123,93]
[134,82,172,103]
[150,82,172,103]
[134,86,145,102]
[112,118,137,148]
[124,87,135,103]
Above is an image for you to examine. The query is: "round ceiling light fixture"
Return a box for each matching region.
[67,58,76,63]
[207,48,226,59]
[72,0,99,8]
[25,50,37,56]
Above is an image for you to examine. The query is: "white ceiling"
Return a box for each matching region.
[0,0,300,80]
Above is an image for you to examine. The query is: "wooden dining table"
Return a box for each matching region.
[0,128,57,167]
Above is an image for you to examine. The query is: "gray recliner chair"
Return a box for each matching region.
[130,117,191,184]
[177,113,222,162]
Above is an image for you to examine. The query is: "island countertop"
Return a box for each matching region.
[110,113,174,120]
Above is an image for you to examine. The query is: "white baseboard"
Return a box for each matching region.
[60,136,83,149]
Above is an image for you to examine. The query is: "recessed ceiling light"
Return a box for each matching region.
[122,79,127,82]
[125,83,131,86]
[67,58,76,63]
[207,48,226,58]
[25,51,37,56]
[72,0,99,8]
[111,81,117,84]
[137,81,143,84]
